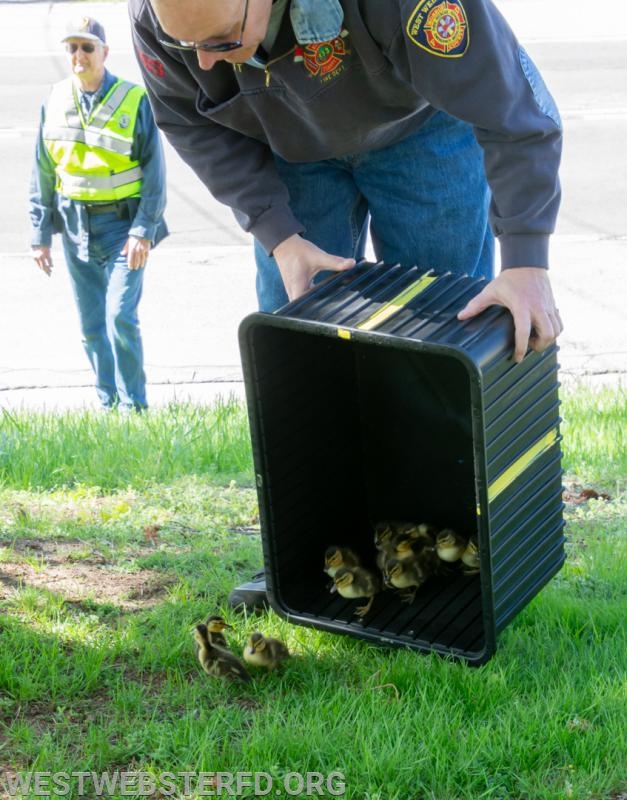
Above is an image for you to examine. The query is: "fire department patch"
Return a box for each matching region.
[406,0,469,58]
[139,50,165,78]
[300,34,350,80]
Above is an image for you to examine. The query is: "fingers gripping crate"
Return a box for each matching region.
[238,263,565,665]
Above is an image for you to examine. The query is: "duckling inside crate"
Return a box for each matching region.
[373,541,483,655]
[323,545,362,579]
[314,515,482,634]
[331,564,382,617]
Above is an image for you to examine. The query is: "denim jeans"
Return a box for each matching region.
[255,111,494,312]
[63,211,147,411]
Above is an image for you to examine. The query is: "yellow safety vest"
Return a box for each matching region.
[43,77,145,202]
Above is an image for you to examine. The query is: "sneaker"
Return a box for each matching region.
[227,570,269,612]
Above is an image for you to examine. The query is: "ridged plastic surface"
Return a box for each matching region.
[239,263,565,664]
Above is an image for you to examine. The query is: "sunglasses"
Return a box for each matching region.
[158,0,249,53]
[66,42,97,54]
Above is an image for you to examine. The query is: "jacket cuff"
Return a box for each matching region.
[250,204,306,255]
[499,234,551,269]
[129,224,156,243]
[30,235,52,248]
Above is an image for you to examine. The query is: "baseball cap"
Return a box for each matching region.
[61,16,107,45]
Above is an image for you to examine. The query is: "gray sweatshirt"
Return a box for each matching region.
[129,0,562,267]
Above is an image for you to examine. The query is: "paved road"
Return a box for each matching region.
[1,0,625,410]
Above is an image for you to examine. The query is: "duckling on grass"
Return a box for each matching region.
[204,614,233,648]
[194,623,251,684]
[243,631,290,672]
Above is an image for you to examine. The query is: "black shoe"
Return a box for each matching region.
[228,570,269,612]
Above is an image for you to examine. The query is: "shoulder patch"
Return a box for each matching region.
[406,0,469,58]
[138,50,165,78]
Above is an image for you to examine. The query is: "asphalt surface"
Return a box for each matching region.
[1,0,625,411]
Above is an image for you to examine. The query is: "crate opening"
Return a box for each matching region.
[249,324,487,659]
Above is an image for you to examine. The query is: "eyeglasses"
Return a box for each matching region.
[66,42,97,54]
[158,0,249,53]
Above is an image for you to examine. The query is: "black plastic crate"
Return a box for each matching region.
[238,263,565,664]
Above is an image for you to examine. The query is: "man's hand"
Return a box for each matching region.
[273,234,355,301]
[123,236,152,270]
[457,267,563,362]
[32,245,53,276]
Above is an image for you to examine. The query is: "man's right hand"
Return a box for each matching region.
[273,234,355,302]
[32,246,53,276]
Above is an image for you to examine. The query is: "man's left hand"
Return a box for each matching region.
[457,267,563,363]
[123,236,152,270]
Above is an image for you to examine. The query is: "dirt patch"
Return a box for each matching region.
[0,539,176,611]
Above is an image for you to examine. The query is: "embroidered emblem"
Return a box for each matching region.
[301,31,350,79]
[139,50,165,78]
[407,0,469,58]
[118,113,131,129]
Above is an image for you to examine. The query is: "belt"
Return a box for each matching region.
[84,202,129,217]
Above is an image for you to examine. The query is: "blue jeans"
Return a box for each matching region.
[255,111,494,312]
[63,211,147,411]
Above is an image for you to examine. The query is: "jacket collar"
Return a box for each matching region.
[289,0,344,44]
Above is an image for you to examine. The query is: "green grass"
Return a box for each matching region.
[559,381,627,485]
[0,396,252,491]
[0,385,625,799]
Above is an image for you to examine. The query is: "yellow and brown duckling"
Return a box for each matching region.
[204,614,233,648]
[374,522,397,571]
[332,565,381,617]
[435,528,468,563]
[375,521,437,568]
[398,521,438,544]
[324,545,361,578]
[373,520,396,548]
[384,556,428,604]
[193,623,252,684]
[393,533,434,560]
[243,631,290,672]
[461,537,480,574]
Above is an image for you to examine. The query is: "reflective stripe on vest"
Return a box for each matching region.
[43,77,145,202]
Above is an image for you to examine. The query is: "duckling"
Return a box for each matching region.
[324,545,361,578]
[435,528,468,562]
[374,522,397,571]
[374,521,395,547]
[393,535,431,561]
[376,521,436,562]
[193,624,252,684]
[461,537,480,574]
[243,631,290,672]
[417,542,446,577]
[398,521,438,544]
[384,556,428,604]
[204,614,232,648]
[333,566,381,617]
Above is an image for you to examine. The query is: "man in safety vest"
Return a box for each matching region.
[29,16,168,412]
